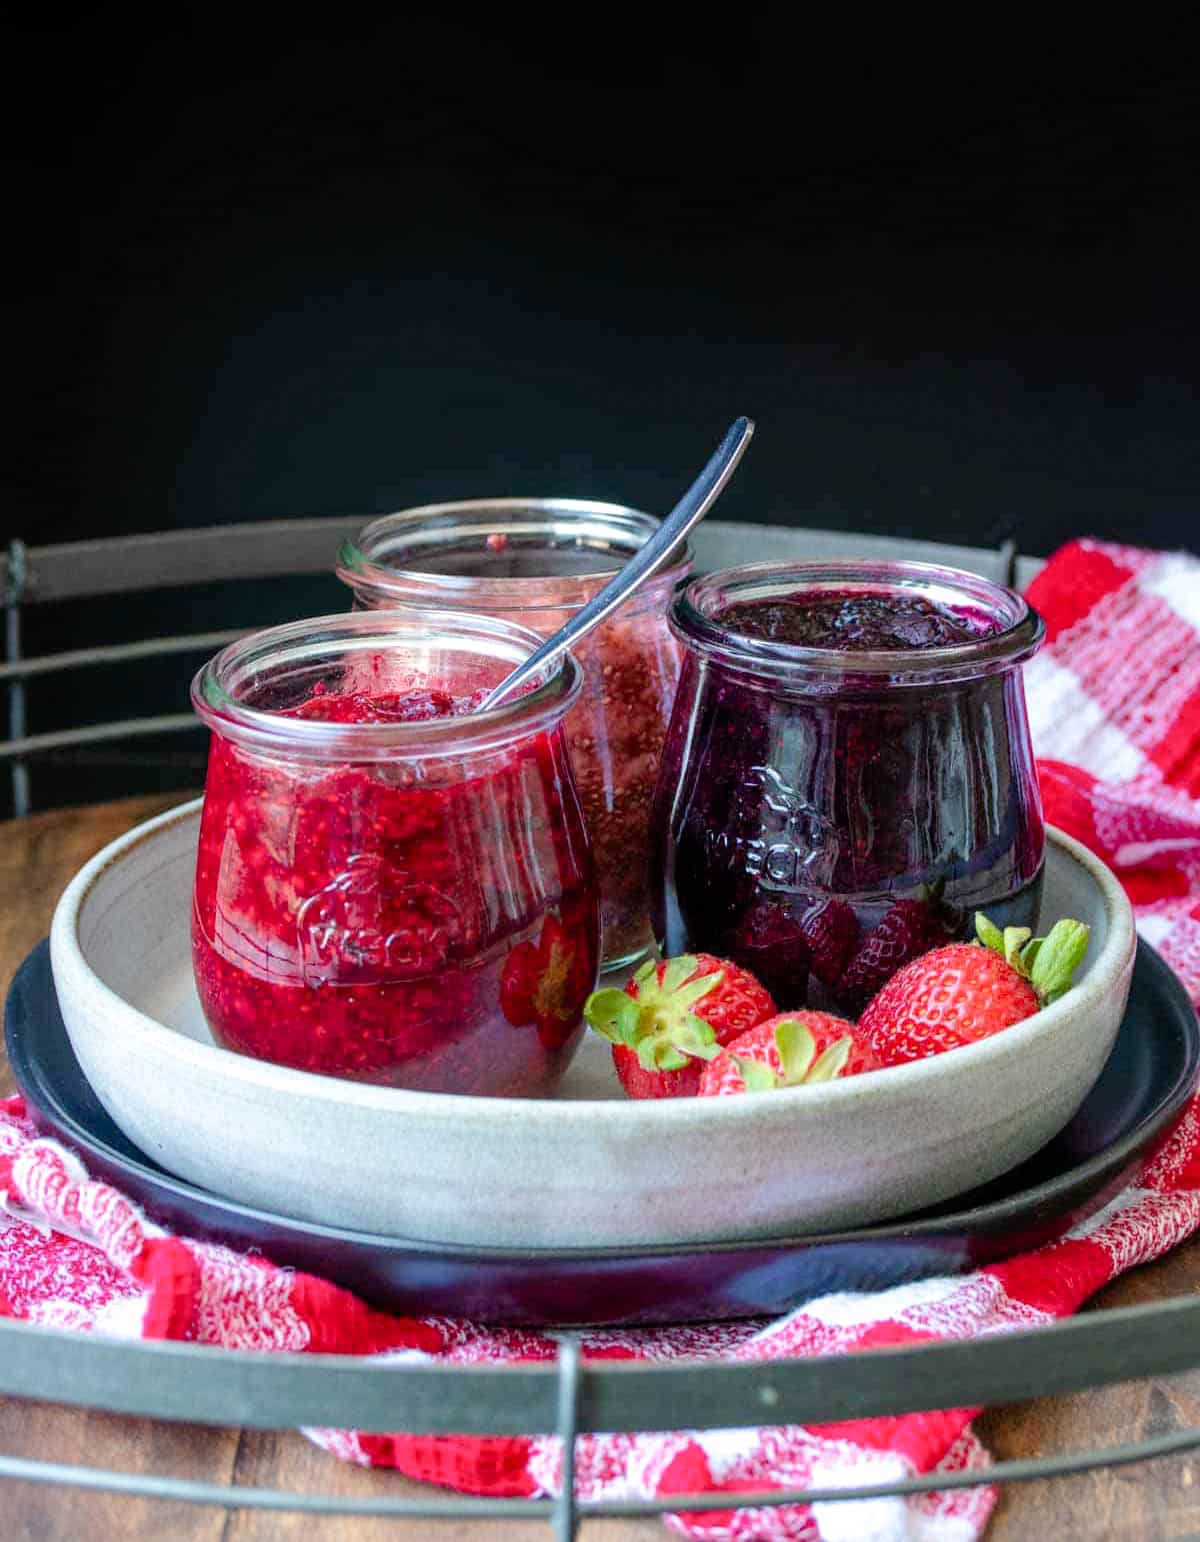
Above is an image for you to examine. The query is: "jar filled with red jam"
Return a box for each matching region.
[652,561,1046,1012]
[191,611,599,1095]
[336,499,691,970]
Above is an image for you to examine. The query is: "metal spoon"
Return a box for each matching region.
[480,416,755,710]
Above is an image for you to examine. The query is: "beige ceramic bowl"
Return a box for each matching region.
[50,803,1136,1249]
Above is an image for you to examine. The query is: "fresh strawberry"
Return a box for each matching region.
[835,895,952,1012]
[698,1011,879,1096]
[584,953,775,1099]
[500,915,593,1050]
[859,912,1090,1066]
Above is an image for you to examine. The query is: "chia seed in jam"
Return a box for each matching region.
[191,624,599,1096]
[337,502,690,968]
[562,607,682,965]
[652,565,1046,1012]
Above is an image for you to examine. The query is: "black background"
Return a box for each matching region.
[7,19,1200,812]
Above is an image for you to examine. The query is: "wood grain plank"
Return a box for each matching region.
[0,791,192,1019]
[0,1400,236,1542]
[981,1242,1200,1540]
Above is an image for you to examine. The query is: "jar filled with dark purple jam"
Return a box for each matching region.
[651,560,1046,1012]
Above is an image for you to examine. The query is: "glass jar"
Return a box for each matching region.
[336,499,691,969]
[190,610,599,1095]
[652,560,1046,1011]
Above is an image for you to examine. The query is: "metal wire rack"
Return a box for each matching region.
[0,518,1023,813]
[0,1302,1199,1535]
[0,518,1196,1536]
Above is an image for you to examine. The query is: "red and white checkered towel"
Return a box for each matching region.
[1025,539,1200,1002]
[0,537,1197,1541]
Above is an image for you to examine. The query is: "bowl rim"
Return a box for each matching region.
[50,800,1138,1127]
[16,936,1192,1265]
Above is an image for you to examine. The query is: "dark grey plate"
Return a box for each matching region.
[6,938,1197,1327]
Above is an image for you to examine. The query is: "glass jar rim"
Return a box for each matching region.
[672,559,1045,684]
[191,608,583,761]
[335,497,692,613]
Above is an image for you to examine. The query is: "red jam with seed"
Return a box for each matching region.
[192,683,599,1095]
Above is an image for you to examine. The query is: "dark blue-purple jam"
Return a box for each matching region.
[717,589,998,651]
[651,587,1044,1012]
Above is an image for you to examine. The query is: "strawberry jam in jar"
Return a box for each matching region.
[337,499,691,970]
[652,561,1046,1012]
[191,611,599,1094]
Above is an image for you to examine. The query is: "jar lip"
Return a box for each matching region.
[335,497,692,612]
[191,609,582,761]
[673,559,1044,682]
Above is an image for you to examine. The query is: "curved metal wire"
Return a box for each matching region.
[0,1423,1196,1520]
[0,1292,1197,1537]
[0,521,1021,809]
[1,1296,1198,1434]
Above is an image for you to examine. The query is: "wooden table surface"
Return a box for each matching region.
[0,794,1197,1541]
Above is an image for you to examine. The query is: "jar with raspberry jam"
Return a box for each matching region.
[652,560,1046,1012]
[336,499,691,970]
[191,610,599,1095]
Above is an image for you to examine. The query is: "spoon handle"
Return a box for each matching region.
[481,416,755,710]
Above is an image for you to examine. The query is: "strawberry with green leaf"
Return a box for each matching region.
[584,953,775,1099]
[860,912,1090,1066]
[699,1011,879,1096]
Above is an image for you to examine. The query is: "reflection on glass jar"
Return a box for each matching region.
[190,611,599,1095]
[652,561,1046,1011]
[336,499,691,969]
